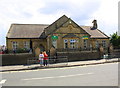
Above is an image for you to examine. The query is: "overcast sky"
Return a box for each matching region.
[0,0,119,45]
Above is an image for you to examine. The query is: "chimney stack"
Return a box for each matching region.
[91,19,97,30]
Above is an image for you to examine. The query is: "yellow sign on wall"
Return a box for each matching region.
[82,36,89,39]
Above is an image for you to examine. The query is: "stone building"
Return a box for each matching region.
[6,15,110,56]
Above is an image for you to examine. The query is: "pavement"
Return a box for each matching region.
[0,58,119,72]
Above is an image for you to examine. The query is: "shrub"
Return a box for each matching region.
[16,48,29,53]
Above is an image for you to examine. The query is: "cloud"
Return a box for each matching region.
[0,0,119,45]
[84,0,118,36]
[39,0,101,25]
[0,0,44,45]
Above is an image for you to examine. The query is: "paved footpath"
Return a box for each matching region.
[0,58,119,72]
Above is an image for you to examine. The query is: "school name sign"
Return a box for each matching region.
[51,36,58,39]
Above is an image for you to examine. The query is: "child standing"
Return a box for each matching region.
[39,52,44,67]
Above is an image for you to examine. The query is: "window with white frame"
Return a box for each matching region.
[83,39,87,48]
[64,39,68,49]
[102,40,106,48]
[96,41,99,48]
[70,39,76,49]
[12,42,18,50]
[52,39,57,48]
[24,41,30,49]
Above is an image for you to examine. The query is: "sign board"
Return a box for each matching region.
[51,36,58,39]
[82,36,89,39]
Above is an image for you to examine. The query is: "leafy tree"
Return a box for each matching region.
[110,32,120,48]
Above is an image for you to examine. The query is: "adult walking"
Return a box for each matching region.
[39,52,44,67]
[43,51,48,66]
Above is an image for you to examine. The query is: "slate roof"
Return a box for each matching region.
[81,26,109,39]
[6,24,48,38]
[6,15,109,39]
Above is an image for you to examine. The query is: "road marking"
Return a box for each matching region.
[0,79,6,84]
[2,62,117,73]
[22,72,93,81]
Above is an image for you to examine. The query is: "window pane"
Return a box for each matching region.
[102,41,106,47]
[84,39,87,48]
[70,42,75,49]
[52,40,57,48]
[96,41,99,48]
[64,39,68,43]
[70,39,76,43]
[24,41,30,49]
[64,39,68,49]
[65,43,68,48]
[12,42,18,49]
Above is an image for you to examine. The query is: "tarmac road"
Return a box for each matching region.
[1,62,118,86]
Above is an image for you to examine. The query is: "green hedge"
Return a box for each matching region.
[8,48,30,53]
[16,48,29,53]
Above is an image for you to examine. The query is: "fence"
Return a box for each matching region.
[27,56,68,67]
[103,53,120,59]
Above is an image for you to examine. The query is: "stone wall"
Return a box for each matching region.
[6,39,30,51]
[57,51,100,61]
[1,53,34,66]
[112,49,120,58]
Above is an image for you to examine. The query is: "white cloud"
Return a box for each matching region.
[84,0,119,36]
[0,0,119,45]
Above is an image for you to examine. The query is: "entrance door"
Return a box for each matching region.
[35,47,40,57]
[30,40,32,49]
[40,44,45,52]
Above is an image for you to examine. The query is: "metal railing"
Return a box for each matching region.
[27,57,39,65]
[102,53,120,59]
[27,56,68,66]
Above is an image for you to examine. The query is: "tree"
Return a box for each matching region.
[110,32,120,48]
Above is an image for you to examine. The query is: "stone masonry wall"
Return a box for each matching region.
[1,53,34,66]
[57,51,100,61]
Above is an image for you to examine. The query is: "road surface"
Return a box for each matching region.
[0,62,118,86]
